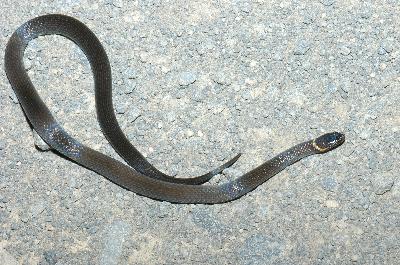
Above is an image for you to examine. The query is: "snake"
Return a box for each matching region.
[5,14,345,204]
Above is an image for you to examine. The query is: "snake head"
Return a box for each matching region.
[312,132,345,153]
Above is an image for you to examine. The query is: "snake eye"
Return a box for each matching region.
[326,133,338,143]
[313,132,345,153]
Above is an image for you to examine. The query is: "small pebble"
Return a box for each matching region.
[9,93,19,104]
[377,46,387,55]
[339,85,349,99]
[372,176,394,195]
[32,130,51,151]
[123,79,136,94]
[326,83,337,93]
[340,46,351,56]
[43,250,58,264]
[186,129,194,137]
[351,254,359,262]
[0,140,6,150]
[325,200,339,208]
[128,107,141,123]
[110,0,123,8]
[139,52,149,62]
[24,58,32,70]
[178,71,197,86]
[124,68,138,79]
[115,102,126,114]
[320,0,335,6]
[294,40,311,55]
[213,72,232,85]
[359,130,371,140]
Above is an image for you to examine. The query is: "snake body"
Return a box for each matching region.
[5,14,345,204]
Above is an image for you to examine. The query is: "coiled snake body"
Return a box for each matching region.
[5,14,345,204]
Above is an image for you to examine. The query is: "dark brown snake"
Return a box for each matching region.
[5,14,345,204]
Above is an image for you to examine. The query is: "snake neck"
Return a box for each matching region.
[220,140,317,200]
[268,140,316,170]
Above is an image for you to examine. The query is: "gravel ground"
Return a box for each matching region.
[0,1,399,264]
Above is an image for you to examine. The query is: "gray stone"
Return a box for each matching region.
[108,0,123,8]
[32,130,51,151]
[294,40,311,55]
[125,79,137,94]
[124,68,138,79]
[212,72,232,86]
[31,201,46,217]
[115,101,126,114]
[178,71,197,86]
[378,46,388,55]
[340,46,351,56]
[372,175,394,195]
[0,140,5,151]
[339,85,349,99]
[127,107,141,123]
[320,0,336,6]
[0,195,8,203]
[8,92,19,104]
[326,83,337,93]
[43,250,58,265]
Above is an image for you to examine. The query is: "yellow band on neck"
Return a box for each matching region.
[312,140,328,153]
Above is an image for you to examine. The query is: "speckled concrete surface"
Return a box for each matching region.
[0,1,399,264]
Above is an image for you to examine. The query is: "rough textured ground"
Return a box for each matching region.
[0,1,399,264]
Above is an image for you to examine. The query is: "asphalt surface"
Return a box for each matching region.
[0,1,399,264]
